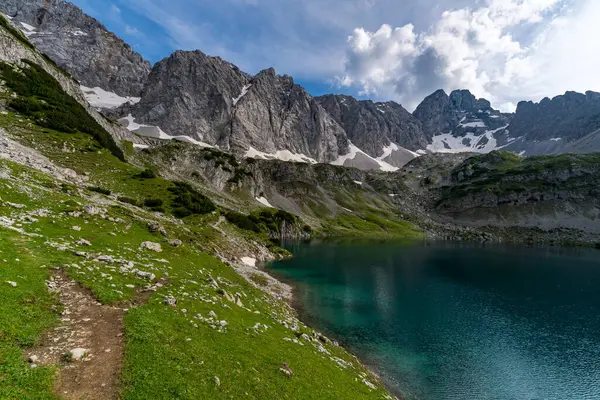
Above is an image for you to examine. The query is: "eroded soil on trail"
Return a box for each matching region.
[29,270,125,400]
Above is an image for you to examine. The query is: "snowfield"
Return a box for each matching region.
[81,86,140,109]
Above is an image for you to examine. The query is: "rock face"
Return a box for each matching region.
[509,91,600,142]
[315,94,427,153]
[130,50,349,163]
[503,91,600,155]
[0,0,151,96]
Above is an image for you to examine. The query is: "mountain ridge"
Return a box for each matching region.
[6,1,600,169]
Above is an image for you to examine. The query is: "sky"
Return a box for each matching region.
[70,0,600,112]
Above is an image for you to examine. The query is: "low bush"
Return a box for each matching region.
[224,211,261,233]
[168,182,216,217]
[87,186,111,196]
[138,169,157,179]
[144,198,164,208]
[118,196,141,207]
[225,208,300,234]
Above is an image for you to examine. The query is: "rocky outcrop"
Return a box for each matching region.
[501,91,600,156]
[131,50,349,163]
[433,152,600,233]
[315,94,427,153]
[0,0,151,96]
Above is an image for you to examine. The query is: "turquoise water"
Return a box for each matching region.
[267,241,600,400]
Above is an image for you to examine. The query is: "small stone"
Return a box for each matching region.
[97,255,114,263]
[148,222,168,236]
[76,238,92,246]
[30,364,38,369]
[6,281,17,287]
[214,376,220,387]
[71,226,81,231]
[133,269,156,280]
[169,239,183,247]
[219,320,228,327]
[140,241,162,252]
[125,284,135,289]
[208,310,217,319]
[84,205,104,215]
[69,348,88,361]
[164,296,177,306]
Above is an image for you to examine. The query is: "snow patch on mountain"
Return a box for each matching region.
[19,22,36,36]
[232,84,252,106]
[460,120,486,128]
[119,115,213,148]
[81,86,140,109]
[245,147,318,164]
[332,143,399,172]
[256,197,274,208]
[428,125,509,154]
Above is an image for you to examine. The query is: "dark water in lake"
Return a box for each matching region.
[267,241,600,400]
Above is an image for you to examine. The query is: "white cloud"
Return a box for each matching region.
[340,0,600,111]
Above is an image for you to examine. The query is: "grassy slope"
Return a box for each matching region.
[0,154,392,399]
[0,31,401,397]
[444,151,600,198]
[0,111,394,400]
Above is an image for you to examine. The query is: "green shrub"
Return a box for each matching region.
[144,198,164,208]
[118,196,141,207]
[172,207,192,218]
[138,169,157,179]
[0,60,125,161]
[60,183,77,194]
[87,186,111,196]
[224,208,300,234]
[224,211,261,233]
[168,182,216,217]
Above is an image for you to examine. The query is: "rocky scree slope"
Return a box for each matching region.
[0,0,151,96]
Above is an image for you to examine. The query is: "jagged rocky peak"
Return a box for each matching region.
[449,89,492,112]
[413,89,454,138]
[315,94,427,158]
[0,0,151,96]
[413,89,512,153]
[126,51,348,163]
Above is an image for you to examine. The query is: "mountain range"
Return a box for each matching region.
[3,0,600,171]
